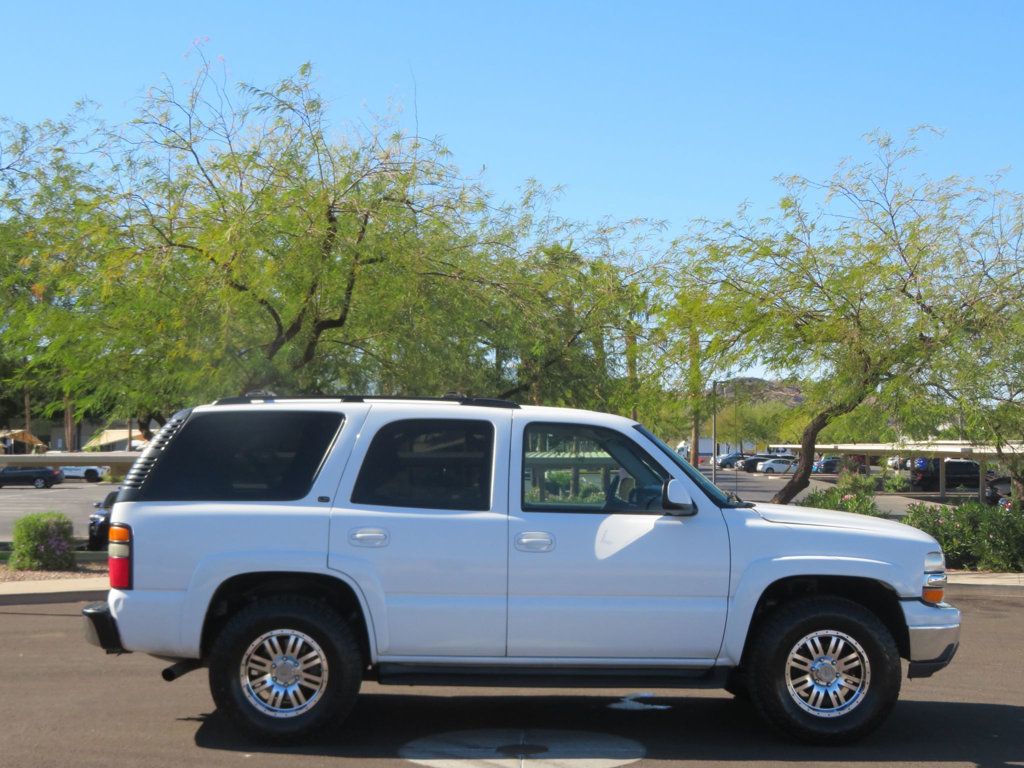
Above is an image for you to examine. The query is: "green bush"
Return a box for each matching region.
[836,470,878,497]
[880,469,910,493]
[799,486,883,517]
[8,512,76,571]
[902,501,1024,571]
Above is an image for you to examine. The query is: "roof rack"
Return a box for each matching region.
[212,393,520,409]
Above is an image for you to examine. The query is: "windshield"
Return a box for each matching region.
[632,424,750,508]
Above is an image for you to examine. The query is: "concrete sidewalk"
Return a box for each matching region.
[1,571,1021,607]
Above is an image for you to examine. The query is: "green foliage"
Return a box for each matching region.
[881,469,910,493]
[798,485,883,517]
[8,512,75,571]
[836,470,878,497]
[903,502,1024,572]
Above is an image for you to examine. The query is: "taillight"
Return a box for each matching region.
[108,524,133,590]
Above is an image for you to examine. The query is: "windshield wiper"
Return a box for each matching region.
[725,490,755,508]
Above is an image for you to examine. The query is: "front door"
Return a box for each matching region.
[507,416,731,661]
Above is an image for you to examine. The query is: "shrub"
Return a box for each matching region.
[799,486,883,517]
[880,469,910,493]
[8,512,76,571]
[902,501,1024,571]
[836,470,878,497]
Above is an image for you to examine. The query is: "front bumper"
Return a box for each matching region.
[901,599,960,678]
[83,601,128,654]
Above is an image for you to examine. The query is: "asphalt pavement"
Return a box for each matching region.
[0,480,110,540]
[0,585,1020,768]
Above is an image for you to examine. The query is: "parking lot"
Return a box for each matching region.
[0,585,1020,768]
[0,481,110,541]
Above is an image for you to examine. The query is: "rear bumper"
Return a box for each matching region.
[901,599,960,678]
[82,600,128,654]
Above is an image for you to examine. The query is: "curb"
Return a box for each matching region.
[0,589,107,607]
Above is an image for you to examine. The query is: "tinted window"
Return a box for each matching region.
[140,411,343,501]
[523,423,668,513]
[351,419,494,511]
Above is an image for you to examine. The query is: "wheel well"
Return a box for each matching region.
[201,572,372,666]
[741,576,909,664]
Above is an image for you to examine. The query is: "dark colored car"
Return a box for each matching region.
[716,452,748,468]
[911,459,980,491]
[739,454,778,472]
[813,457,842,474]
[87,490,119,551]
[984,476,1012,506]
[0,465,65,489]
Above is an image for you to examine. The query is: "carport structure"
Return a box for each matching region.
[768,440,1024,502]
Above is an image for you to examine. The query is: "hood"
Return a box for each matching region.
[752,502,933,541]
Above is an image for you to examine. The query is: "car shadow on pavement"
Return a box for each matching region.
[193,692,1024,766]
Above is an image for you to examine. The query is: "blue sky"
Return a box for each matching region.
[2,1,1022,228]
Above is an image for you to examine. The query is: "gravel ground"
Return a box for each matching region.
[0,562,107,582]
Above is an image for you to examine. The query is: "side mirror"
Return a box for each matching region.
[663,479,696,516]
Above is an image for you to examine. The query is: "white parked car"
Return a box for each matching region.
[84,395,959,745]
[757,458,796,473]
[59,464,108,482]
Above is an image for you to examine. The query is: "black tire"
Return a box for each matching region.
[747,596,901,744]
[84,469,99,482]
[208,596,363,742]
[765,468,775,474]
[33,478,46,489]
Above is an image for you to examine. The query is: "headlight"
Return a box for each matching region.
[922,550,947,604]
[924,551,945,573]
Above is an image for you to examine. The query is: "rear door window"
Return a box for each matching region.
[139,410,344,501]
[351,419,494,511]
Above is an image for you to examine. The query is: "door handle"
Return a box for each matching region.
[349,528,389,547]
[515,531,555,552]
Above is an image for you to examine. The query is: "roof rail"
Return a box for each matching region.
[212,393,520,409]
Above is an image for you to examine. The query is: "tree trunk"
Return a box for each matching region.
[771,402,858,504]
[63,396,75,452]
[625,324,639,421]
[23,390,30,435]
[686,322,702,466]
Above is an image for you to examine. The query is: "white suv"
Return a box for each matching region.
[83,395,959,744]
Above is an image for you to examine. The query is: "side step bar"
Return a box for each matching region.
[376,663,730,689]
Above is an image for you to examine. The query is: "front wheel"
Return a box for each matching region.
[84,469,100,482]
[208,596,363,742]
[764,468,775,474]
[747,596,901,744]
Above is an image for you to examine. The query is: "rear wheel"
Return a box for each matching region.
[747,596,901,743]
[84,469,99,482]
[33,478,46,489]
[208,596,363,742]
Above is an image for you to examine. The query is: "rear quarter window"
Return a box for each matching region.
[138,410,343,502]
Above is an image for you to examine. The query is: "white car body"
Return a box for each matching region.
[84,398,961,742]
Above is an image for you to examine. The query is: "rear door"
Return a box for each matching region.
[329,406,512,658]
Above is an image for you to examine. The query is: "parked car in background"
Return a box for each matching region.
[739,454,777,472]
[60,464,108,483]
[715,451,748,468]
[87,490,119,550]
[984,476,1011,506]
[757,458,795,474]
[812,456,842,473]
[886,456,903,470]
[910,459,980,491]
[0,465,64,488]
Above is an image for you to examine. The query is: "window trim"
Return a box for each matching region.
[520,421,669,516]
[349,417,497,512]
